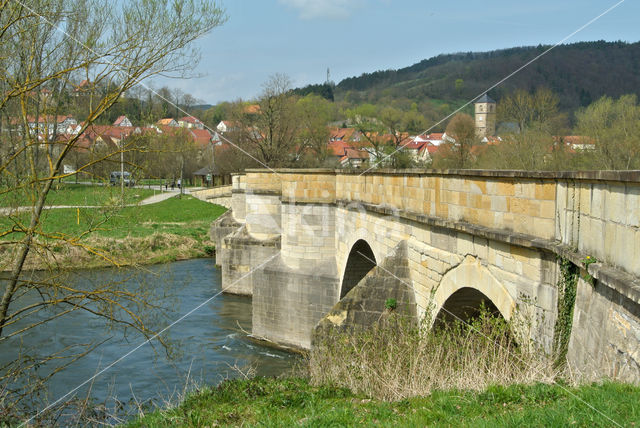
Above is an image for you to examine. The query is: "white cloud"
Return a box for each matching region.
[278,0,364,20]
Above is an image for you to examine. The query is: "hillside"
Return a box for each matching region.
[333,41,640,113]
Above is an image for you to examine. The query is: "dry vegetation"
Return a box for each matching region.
[310,311,557,402]
[0,232,213,272]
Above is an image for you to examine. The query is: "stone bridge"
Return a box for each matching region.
[211,169,640,380]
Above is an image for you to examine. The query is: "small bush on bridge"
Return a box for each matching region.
[384,298,397,311]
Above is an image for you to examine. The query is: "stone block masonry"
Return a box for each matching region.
[192,185,232,208]
[211,168,640,380]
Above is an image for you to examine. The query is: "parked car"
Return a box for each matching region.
[109,171,135,187]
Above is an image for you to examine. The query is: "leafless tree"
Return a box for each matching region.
[0,0,226,416]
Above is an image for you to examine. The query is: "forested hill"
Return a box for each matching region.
[334,41,640,111]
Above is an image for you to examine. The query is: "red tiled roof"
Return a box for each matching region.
[179,116,202,124]
[424,133,444,140]
[344,148,369,160]
[26,115,75,124]
[113,115,129,126]
[403,139,428,150]
[190,129,212,147]
[244,104,260,114]
[157,118,177,126]
[555,135,595,146]
[80,125,143,144]
[328,140,350,156]
[74,79,92,92]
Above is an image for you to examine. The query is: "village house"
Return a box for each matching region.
[157,118,178,127]
[402,138,438,164]
[178,116,205,129]
[22,115,78,137]
[113,115,133,127]
[216,120,236,134]
[328,134,370,168]
[555,135,596,151]
[73,79,94,96]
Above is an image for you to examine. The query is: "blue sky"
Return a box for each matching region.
[155,0,640,105]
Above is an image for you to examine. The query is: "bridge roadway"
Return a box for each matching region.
[211,169,640,381]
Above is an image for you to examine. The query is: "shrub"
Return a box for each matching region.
[310,310,555,401]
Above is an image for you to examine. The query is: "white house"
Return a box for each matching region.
[27,115,77,136]
[113,115,133,127]
[216,120,234,134]
[178,116,204,129]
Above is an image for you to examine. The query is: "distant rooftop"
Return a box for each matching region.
[476,94,495,104]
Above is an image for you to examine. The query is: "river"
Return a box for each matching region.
[0,259,299,422]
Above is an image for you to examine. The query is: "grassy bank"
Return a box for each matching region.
[126,309,640,427]
[0,195,226,270]
[125,377,639,427]
[0,183,156,207]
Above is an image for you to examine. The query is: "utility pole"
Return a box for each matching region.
[179,154,184,199]
[120,132,124,202]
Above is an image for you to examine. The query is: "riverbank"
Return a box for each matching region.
[124,376,640,427]
[124,311,640,427]
[0,195,226,271]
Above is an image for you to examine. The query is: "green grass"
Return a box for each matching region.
[0,195,227,269]
[0,183,156,207]
[1,195,226,240]
[125,377,640,427]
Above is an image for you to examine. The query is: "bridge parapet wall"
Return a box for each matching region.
[192,185,232,208]
[244,171,282,240]
[235,169,639,280]
[555,172,640,278]
[336,171,556,240]
[279,170,337,269]
[230,174,247,223]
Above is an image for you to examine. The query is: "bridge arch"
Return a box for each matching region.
[430,256,515,326]
[340,239,377,299]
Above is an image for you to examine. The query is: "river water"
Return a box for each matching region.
[0,259,298,422]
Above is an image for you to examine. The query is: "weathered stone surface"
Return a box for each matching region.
[220,225,280,296]
[568,276,640,381]
[213,169,640,382]
[192,185,232,208]
[313,241,417,345]
[210,210,240,266]
[252,256,339,350]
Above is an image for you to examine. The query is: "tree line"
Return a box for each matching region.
[203,77,640,172]
[334,41,640,117]
[436,89,640,170]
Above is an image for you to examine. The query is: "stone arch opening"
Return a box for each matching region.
[340,239,376,299]
[429,256,516,330]
[434,287,502,328]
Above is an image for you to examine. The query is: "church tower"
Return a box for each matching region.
[475,94,496,138]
